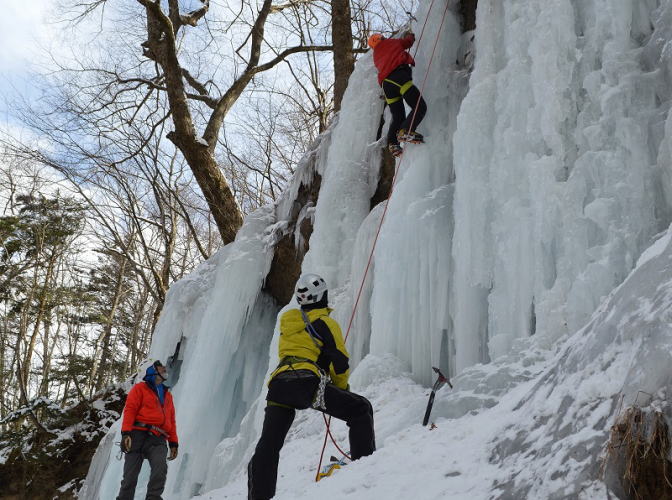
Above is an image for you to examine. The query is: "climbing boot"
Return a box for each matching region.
[388,144,403,157]
[397,129,424,144]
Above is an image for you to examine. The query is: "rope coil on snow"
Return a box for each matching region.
[315,0,452,480]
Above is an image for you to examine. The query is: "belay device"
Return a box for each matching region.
[422,366,452,426]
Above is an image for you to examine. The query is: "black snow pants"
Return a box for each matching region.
[382,65,427,146]
[247,371,375,499]
[117,430,168,500]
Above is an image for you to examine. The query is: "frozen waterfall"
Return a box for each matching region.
[81,0,672,498]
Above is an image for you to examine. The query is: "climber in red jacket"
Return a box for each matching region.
[117,360,178,500]
[369,32,427,157]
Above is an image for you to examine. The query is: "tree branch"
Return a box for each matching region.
[180,0,210,26]
[251,45,334,75]
[181,69,218,107]
[270,0,317,13]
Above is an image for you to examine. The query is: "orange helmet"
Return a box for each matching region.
[368,33,384,49]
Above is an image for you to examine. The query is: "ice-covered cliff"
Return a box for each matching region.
[82,0,672,498]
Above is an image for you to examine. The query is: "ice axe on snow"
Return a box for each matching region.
[422,367,452,426]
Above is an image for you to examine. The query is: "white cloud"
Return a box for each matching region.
[0,0,52,72]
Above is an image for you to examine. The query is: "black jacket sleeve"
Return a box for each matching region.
[311,319,350,375]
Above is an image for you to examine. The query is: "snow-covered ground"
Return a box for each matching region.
[82,0,672,498]
[194,352,551,500]
[199,221,672,499]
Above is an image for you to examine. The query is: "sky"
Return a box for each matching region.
[0,0,50,71]
[0,0,55,126]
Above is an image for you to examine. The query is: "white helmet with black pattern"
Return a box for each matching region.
[295,273,328,306]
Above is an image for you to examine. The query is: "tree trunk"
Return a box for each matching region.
[166,117,243,245]
[141,0,243,244]
[141,303,155,356]
[92,258,128,393]
[0,313,6,422]
[129,286,150,375]
[60,378,70,407]
[331,0,355,113]
[135,0,337,242]
[18,262,41,392]
[14,338,53,435]
[22,252,57,385]
[38,314,54,398]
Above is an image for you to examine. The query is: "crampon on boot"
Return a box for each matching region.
[397,129,424,144]
[388,143,403,157]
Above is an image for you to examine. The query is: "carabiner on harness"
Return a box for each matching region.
[312,369,330,411]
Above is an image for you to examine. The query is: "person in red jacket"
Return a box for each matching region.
[369,32,427,157]
[117,360,178,500]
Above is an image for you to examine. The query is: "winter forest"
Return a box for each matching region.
[3,0,672,498]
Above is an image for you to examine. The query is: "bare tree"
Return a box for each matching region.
[54,0,338,244]
[0,126,218,408]
[331,0,355,112]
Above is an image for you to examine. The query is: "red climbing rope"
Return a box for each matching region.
[315,0,453,481]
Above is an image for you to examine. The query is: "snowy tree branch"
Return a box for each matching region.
[270,0,318,13]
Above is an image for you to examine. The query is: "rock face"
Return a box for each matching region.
[0,386,125,499]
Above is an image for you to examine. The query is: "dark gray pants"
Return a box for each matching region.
[117,430,168,500]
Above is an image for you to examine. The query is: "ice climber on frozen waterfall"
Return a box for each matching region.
[247,274,376,500]
[369,31,427,158]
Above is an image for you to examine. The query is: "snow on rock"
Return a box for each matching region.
[300,52,384,291]
[482,221,672,499]
[83,206,280,499]
[365,3,464,386]
[195,222,672,500]
[453,0,672,372]
[82,39,386,500]
[636,226,672,267]
[0,386,125,498]
[83,0,672,498]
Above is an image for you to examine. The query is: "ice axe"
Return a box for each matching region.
[422,366,452,426]
[390,11,418,37]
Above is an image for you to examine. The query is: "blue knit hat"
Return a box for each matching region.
[144,360,165,380]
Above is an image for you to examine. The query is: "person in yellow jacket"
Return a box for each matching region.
[247,273,375,500]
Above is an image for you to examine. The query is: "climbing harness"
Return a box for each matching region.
[314,0,452,481]
[134,420,170,438]
[383,76,415,104]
